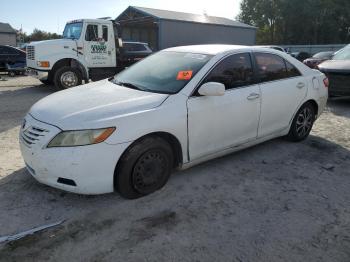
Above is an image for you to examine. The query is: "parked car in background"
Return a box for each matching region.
[303,51,334,68]
[291,51,311,61]
[260,45,286,53]
[117,41,153,69]
[19,45,328,199]
[318,44,350,97]
[0,45,26,73]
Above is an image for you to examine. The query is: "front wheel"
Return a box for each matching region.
[54,66,82,90]
[40,79,52,85]
[287,102,316,142]
[115,136,174,199]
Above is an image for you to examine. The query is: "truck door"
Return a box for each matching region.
[101,24,116,67]
[84,23,114,68]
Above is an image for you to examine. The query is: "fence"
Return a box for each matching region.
[281,44,347,54]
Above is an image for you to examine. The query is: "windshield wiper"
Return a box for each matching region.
[114,80,144,91]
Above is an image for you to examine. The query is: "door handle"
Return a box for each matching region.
[296,82,305,89]
[247,93,260,100]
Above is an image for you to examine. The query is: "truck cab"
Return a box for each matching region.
[26,19,122,89]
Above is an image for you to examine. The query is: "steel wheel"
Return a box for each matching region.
[295,107,313,137]
[132,149,168,194]
[116,136,174,199]
[60,71,78,88]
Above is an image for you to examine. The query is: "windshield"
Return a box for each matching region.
[113,51,212,94]
[332,45,350,60]
[313,52,333,59]
[63,22,83,39]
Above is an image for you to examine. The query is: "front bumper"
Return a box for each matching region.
[19,114,132,195]
[26,68,49,81]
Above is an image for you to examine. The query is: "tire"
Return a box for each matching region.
[287,102,316,142]
[40,79,52,85]
[54,66,82,90]
[8,71,15,77]
[115,136,174,199]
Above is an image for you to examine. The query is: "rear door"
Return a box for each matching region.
[253,52,307,137]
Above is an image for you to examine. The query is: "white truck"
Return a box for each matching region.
[26,19,123,89]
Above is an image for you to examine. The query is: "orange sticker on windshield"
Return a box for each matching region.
[177,70,193,80]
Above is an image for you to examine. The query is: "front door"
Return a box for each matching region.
[187,53,261,160]
[84,24,111,68]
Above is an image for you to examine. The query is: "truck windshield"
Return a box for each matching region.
[113,51,212,94]
[63,22,83,40]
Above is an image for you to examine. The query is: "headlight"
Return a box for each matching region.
[47,127,116,148]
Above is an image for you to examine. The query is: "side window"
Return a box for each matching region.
[1,47,12,55]
[255,53,288,82]
[102,25,108,41]
[122,43,131,52]
[133,44,147,51]
[85,24,98,41]
[285,60,301,77]
[203,53,254,90]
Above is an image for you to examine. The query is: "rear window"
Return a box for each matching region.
[255,53,288,82]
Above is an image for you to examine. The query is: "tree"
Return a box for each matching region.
[17,28,61,44]
[238,0,350,45]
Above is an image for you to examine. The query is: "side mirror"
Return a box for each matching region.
[198,82,225,96]
[118,38,123,48]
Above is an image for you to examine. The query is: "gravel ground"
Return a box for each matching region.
[0,76,350,262]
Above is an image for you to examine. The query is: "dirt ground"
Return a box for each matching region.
[0,75,350,262]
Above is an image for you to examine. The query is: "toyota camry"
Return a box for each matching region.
[19,45,328,199]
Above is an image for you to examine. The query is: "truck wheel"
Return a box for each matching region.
[54,66,82,90]
[40,80,52,85]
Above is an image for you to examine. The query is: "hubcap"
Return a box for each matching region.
[296,107,313,137]
[60,71,78,88]
[132,150,167,194]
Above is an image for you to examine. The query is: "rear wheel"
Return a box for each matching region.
[54,66,82,90]
[287,102,316,142]
[115,136,174,199]
[8,71,15,77]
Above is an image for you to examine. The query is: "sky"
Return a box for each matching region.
[1,0,243,34]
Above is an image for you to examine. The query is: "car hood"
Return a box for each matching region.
[318,60,350,72]
[29,79,169,130]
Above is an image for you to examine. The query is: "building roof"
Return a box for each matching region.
[117,6,256,29]
[0,22,16,34]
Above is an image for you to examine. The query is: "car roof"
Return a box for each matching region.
[164,44,289,56]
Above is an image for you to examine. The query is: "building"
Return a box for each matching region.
[0,22,16,46]
[116,6,256,51]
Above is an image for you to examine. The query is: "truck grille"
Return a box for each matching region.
[21,126,49,147]
[26,46,35,60]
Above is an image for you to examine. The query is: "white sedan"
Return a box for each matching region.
[19,45,328,199]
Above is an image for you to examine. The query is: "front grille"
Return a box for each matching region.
[21,126,49,147]
[26,46,35,60]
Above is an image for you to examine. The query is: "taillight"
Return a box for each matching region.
[323,77,329,88]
